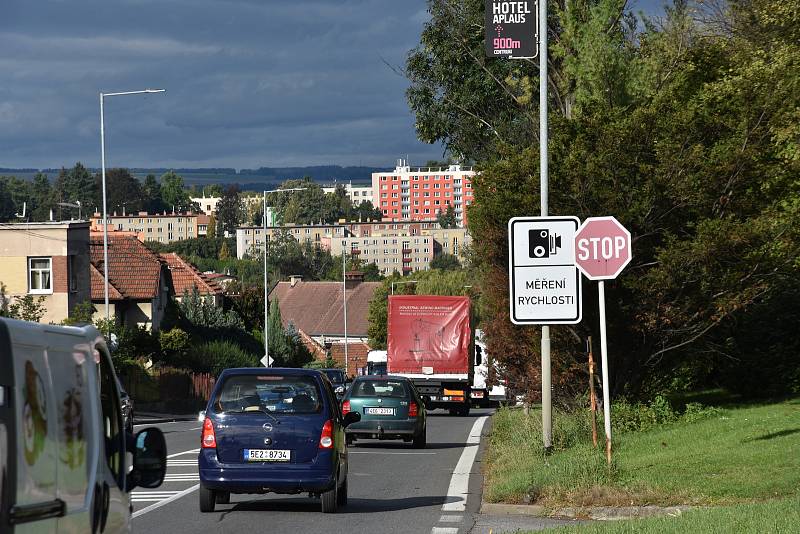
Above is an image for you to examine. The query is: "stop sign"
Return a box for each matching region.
[574,216,632,280]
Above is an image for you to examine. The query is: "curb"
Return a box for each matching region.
[479,502,694,521]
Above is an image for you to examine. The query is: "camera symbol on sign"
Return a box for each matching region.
[528,229,562,259]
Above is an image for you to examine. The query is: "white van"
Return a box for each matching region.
[0,318,167,533]
[365,350,387,376]
[471,330,508,407]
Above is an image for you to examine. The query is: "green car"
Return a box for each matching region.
[342,376,427,448]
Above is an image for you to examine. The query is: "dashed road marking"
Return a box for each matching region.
[132,484,199,519]
[431,528,459,534]
[438,515,464,523]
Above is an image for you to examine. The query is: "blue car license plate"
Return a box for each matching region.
[244,449,291,461]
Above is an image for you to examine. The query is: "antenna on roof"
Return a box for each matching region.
[15,201,27,220]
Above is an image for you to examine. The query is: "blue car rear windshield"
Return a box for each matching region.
[351,379,409,398]
[214,375,322,415]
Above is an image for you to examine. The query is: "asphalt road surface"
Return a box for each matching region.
[132,408,494,534]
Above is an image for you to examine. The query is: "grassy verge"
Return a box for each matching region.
[549,496,800,533]
[484,397,800,507]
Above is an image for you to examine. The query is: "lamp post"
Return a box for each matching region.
[342,245,348,376]
[262,187,306,367]
[100,88,165,329]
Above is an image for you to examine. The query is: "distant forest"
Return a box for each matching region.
[0,165,390,188]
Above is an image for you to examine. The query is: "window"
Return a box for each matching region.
[97,345,124,488]
[28,257,52,293]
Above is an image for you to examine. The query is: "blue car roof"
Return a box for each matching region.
[218,367,324,379]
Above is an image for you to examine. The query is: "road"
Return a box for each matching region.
[131,409,494,534]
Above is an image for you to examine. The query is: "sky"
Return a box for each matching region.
[0,0,665,171]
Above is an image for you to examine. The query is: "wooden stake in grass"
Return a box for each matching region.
[588,336,598,448]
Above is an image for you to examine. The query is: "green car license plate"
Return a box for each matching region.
[365,407,395,415]
[244,449,291,461]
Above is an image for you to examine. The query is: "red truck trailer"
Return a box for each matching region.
[387,295,472,416]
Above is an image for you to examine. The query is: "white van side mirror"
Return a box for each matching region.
[128,428,167,490]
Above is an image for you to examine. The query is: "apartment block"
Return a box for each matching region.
[0,221,92,324]
[236,224,349,259]
[322,183,375,206]
[372,161,476,227]
[90,212,198,244]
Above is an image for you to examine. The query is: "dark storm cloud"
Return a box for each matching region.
[0,0,440,169]
[1,0,666,170]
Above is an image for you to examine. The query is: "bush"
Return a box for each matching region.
[609,395,720,433]
[186,339,259,376]
[303,358,338,370]
[158,328,191,367]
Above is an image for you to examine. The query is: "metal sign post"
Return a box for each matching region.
[574,216,632,465]
[488,0,551,449]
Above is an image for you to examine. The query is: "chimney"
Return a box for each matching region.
[345,271,364,289]
[290,275,303,288]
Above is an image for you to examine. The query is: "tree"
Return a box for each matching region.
[430,253,461,270]
[218,241,231,260]
[437,204,457,228]
[94,168,144,215]
[413,0,800,402]
[54,163,95,218]
[267,298,311,367]
[159,171,194,212]
[30,173,53,221]
[0,181,15,222]
[203,184,224,197]
[206,214,217,239]
[216,185,244,236]
[143,174,166,213]
[356,200,382,222]
[178,287,244,329]
[61,301,95,325]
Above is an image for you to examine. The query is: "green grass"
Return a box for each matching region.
[548,496,800,533]
[484,398,800,507]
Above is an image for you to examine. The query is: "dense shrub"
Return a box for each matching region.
[185,339,260,377]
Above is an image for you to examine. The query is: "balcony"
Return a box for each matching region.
[402,257,412,263]
[402,248,412,254]
[402,266,413,273]
[350,249,361,255]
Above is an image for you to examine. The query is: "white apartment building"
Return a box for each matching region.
[322,182,375,206]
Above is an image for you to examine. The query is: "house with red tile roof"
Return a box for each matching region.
[269,272,380,376]
[90,232,170,331]
[158,253,224,306]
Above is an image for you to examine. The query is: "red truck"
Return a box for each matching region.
[387,295,473,416]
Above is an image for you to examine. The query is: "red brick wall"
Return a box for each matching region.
[52,256,68,293]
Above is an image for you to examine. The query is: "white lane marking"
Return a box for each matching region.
[189,426,202,430]
[131,491,183,503]
[167,460,198,466]
[348,451,436,455]
[167,448,199,459]
[441,416,488,512]
[438,515,463,523]
[431,528,459,534]
[132,484,199,519]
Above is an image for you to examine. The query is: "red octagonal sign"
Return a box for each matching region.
[574,216,632,280]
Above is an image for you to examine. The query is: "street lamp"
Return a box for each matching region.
[100,88,165,329]
[262,187,306,367]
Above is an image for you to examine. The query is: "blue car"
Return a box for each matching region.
[198,368,361,513]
